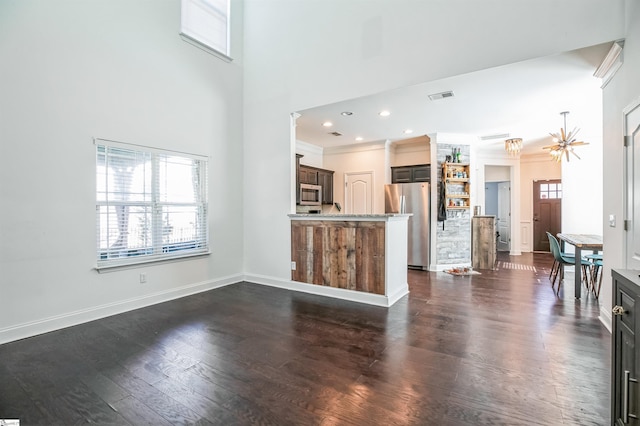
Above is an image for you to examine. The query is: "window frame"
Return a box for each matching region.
[95,138,209,271]
[180,0,232,62]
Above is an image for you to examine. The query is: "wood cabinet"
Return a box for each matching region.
[612,269,640,425]
[472,216,496,270]
[391,164,430,183]
[291,220,386,295]
[318,169,334,205]
[299,167,318,185]
[443,162,470,209]
[296,157,334,205]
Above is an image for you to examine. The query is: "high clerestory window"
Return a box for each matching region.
[95,139,209,269]
[180,0,231,61]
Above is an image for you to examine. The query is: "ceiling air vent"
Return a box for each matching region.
[480,133,510,141]
[428,91,454,101]
[329,131,342,136]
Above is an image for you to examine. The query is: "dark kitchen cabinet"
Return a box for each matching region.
[413,165,431,182]
[318,169,334,204]
[391,164,430,183]
[612,269,640,425]
[299,167,318,185]
[295,154,334,205]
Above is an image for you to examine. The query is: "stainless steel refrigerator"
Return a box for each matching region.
[384,182,430,270]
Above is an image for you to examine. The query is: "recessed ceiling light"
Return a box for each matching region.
[379,110,391,117]
[322,121,333,127]
[355,136,363,141]
[403,129,413,134]
[341,111,353,116]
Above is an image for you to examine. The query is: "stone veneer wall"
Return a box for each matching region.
[436,144,471,266]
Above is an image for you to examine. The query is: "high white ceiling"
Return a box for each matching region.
[295,42,613,156]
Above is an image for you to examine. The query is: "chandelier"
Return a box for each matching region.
[505,138,522,155]
[543,111,589,162]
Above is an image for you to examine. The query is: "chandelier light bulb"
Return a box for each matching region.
[542,111,589,162]
[505,138,523,155]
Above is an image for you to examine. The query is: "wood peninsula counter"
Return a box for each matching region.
[289,214,411,307]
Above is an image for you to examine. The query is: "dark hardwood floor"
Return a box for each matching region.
[0,252,610,425]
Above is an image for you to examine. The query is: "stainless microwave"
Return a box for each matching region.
[300,183,322,205]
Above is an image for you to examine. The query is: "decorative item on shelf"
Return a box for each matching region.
[505,138,522,155]
[543,111,589,162]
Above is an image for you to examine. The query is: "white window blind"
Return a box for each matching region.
[96,139,208,269]
[181,0,231,60]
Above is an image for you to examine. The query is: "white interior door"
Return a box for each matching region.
[625,100,640,268]
[345,171,373,214]
[497,181,511,251]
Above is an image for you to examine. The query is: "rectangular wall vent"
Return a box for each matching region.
[428,91,454,101]
[480,133,510,141]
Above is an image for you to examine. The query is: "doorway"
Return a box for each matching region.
[484,180,511,252]
[532,179,562,252]
[625,99,640,268]
[497,182,511,252]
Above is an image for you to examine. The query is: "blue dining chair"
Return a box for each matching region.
[546,232,573,281]
[586,254,604,299]
[547,232,591,293]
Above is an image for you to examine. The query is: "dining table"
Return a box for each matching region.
[556,233,603,299]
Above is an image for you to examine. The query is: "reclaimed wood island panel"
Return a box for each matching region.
[289,214,411,307]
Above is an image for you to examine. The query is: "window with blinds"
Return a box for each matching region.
[181,0,231,60]
[96,139,208,269]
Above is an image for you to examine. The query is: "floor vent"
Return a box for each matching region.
[496,261,537,272]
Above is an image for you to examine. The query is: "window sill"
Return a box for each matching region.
[96,251,211,273]
[180,33,233,63]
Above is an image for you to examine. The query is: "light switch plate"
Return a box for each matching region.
[609,214,616,227]
[291,261,296,270]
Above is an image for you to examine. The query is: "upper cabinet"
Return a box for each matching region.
[299,167,318,185]
[317,169,334,205]
[391,164,430,183]
[296,154,334,205]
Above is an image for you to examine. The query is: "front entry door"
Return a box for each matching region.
[497,182,510,252]
[345,171,373,214]
[625,100,640,268]
[533,179,562,252]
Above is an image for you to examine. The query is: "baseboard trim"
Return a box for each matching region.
[0,274,242,345]
[599,305,613,333]
[244,273,407,307]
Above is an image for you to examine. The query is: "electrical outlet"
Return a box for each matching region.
[139,273,147,283]
[291,261,296,271]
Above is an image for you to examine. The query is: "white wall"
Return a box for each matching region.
[391,139,430,167]
[323,143,387,214]
[0,0,245,343]
[295,140,323,168]
[485,165,511,182]
[601,0,640,330]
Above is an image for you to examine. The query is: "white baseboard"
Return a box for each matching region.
[244,273,407,307]
[599,305,613,333]
[0,274,242,345]
[430,263,471,272]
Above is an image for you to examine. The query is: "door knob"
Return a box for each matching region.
[612,305,626,316]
